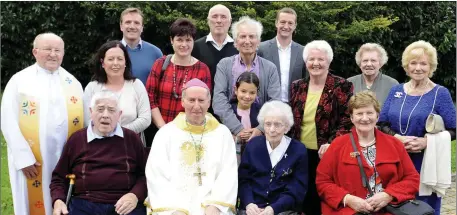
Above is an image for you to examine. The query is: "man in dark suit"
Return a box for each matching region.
[258,7,307,103]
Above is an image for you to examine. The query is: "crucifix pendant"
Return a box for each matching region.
[193,167,206,186]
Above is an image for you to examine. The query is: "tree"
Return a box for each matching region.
[1,2,455,99]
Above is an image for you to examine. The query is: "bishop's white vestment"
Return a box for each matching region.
[145,113,238,215]
[1,63,83,215]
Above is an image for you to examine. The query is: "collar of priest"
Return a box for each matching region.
[174,112,220,134]
[87,121,124,143]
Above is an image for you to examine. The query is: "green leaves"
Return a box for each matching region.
[1,2,455,99]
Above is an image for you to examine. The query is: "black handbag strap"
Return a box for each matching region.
[349,133,374,196]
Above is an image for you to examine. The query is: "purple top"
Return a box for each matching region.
[231,54,260,102]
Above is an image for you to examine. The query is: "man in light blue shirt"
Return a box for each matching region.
[119,7,163,85]
[120,7,162,147]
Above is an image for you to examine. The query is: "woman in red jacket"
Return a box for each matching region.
[316,91,419,215]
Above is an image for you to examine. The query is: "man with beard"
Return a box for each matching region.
[120,7,162,147]
[258,8,306,104]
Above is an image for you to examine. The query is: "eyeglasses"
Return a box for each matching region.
[37,48,63,55]
[264,122,285,129]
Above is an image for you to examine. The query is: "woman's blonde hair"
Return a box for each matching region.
[401,40,438,78]
[348,91,381,115]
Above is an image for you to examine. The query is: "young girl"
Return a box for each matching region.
[231,71,260,164]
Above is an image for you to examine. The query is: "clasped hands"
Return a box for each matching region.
[246,203,274,215]
[396,135,427,153]
[52,193,138,215]
[345,192,393,214]
[237,128,262,142]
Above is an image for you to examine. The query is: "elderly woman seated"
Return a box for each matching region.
[238,100,308,215]
[50,90,147,215]
[316,91,419,215]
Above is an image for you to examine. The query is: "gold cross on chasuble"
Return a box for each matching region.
[193,166,206,186]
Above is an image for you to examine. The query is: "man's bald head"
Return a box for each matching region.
[33,33,64,49]
[208,4,231,19]
[207,4,232,37]
[32,32,65,72]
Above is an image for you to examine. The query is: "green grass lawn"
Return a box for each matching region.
[1,139,455,214]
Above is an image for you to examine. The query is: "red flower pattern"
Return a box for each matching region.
[289,73,354,148]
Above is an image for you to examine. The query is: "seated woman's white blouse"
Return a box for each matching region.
[266,136,291,167]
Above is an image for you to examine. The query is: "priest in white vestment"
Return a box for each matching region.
[145,78,238,215]
[1,33,84,215]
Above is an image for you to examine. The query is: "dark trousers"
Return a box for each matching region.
[144,123,159,147]
[69,197,146,215]
[301,149,322,215]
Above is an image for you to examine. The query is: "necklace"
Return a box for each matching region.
[362,73,379,91]
[172,55,192,99]
[186,118,207,186]
[359,138,376,148]
[398,80,429,135]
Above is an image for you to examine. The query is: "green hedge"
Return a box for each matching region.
[1,2,455,99]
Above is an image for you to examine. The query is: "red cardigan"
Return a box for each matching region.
[316,128,419,215]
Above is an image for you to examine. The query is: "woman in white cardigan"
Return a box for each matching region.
[83,40,151,145]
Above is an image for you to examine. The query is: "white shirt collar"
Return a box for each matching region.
[121,38,143,49]
[276,37,292,51]
[206,33,234,45]
[266,136,291,167]
[87,121,124,143]
[35,63,60,75]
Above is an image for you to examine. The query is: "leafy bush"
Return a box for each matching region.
[1,2,455,99]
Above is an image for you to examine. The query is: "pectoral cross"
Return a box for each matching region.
[193,166,206,186]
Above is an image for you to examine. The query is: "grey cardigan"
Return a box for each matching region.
[212,55,281,135]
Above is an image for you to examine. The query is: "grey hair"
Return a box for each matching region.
[355,43,389,67]
[303,40,333,64]
[90,90,121,111]
[181,87,212,101]
[231,16,263,41]
[33,32,64,48]
[257,100,294,133]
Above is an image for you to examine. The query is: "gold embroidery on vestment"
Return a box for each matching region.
[180,141,205,166]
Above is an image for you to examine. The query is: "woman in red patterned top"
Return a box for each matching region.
[146,18,211,128]
[289,40,354,215]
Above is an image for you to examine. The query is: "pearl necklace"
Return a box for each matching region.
[398,80,429,135]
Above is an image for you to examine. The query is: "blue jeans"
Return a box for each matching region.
[69,197,146,215]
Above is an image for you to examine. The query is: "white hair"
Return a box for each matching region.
[303,40,333,64]
[231,16,263,41]
[355,43,389,67]
[90,90,121,110]
[33,32,64,48]
[257,100,294,133]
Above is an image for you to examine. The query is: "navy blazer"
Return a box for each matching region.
[238,136,308,213]
[231,102,261,129]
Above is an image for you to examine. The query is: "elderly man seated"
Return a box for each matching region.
[50,90,147,215]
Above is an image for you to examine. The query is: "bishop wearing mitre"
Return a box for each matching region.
[145,78,238,215]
